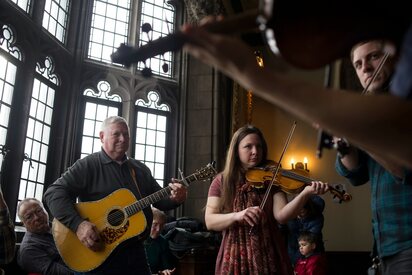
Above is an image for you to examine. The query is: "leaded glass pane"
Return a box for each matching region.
[88,0,130,64]
[137,0,175,77]
[134,91,169,186]
[10,0,31,14]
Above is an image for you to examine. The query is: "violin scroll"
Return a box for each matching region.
[329,183,352,203]
[111,10,260,71]
[111,32,186,69]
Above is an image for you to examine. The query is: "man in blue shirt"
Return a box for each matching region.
[336,39,412,275]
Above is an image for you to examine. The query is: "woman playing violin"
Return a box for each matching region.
[205,125,329,275]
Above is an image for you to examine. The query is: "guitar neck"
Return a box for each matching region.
[125,186,172,216]
[125,172,198,216]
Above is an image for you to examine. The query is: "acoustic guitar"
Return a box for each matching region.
[52,162,217,272]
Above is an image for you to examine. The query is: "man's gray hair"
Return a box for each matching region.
[17,197,43,220]
[100,116,128,132]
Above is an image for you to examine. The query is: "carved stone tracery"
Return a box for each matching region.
[183,0,225,23]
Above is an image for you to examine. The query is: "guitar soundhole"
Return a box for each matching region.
[107,209,125,227]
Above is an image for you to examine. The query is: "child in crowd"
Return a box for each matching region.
[287,195,325,266]
[144,207,176,275]
[294,231,327,275]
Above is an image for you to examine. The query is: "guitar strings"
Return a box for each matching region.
[88,164,215,230]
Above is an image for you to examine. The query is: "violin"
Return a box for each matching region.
[245,165,352,203]
[111,0,410,70]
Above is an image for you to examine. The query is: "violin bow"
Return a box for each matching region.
[361,51,390,95]
[249,121,297,235]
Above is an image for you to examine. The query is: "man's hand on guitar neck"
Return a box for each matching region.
[168,179,187,204]
[76,220,103,251]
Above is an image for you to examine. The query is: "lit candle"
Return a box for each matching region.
[303,157,308,171]
[291,158,295,169]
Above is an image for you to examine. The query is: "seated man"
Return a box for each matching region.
[144,207,176,275]
[17,198,73,275]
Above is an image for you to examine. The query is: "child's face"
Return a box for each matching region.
[298,240,316,257]
[150,218,165,239]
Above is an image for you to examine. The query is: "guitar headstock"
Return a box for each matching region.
[194,161,218,181]
[178,161,217,186]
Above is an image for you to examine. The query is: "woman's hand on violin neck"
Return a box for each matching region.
[234,206,262,227]
[304,181,329,195]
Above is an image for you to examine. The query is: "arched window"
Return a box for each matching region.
[0,24,22,173]
[134,90,170,186]
[80,80,122,158]
[17,56,60,220]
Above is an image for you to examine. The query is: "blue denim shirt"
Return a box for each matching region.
[336,151,412,258]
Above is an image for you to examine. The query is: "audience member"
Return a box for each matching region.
[17,198,73,275]
[287,195,325,266]
[144,207,176,275]
[294,231,327,275]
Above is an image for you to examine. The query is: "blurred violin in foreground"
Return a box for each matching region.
[111,1,409,72]
[246,164,352,203]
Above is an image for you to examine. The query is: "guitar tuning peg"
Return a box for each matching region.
[141,67,152,78]
[162,63,169,73]
[141,23,152,33]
